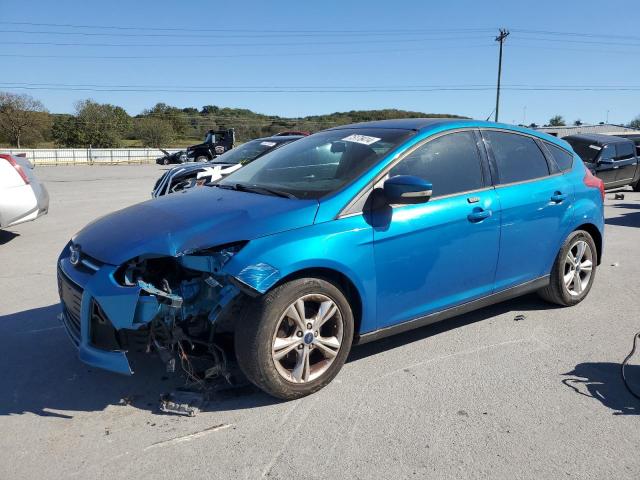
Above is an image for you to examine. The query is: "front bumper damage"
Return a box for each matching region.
[57,243,280,376]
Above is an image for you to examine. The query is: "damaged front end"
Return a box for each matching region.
[57,241,248,379]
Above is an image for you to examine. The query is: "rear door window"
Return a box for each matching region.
[483,131,550,184]
[388,131,484,198]
[545,143,574,171]
[616,142,635,160]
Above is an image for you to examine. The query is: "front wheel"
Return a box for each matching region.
[195,155,208,162]
[538,230,597,306]
[235,278,354,399]
[633,179,640,192]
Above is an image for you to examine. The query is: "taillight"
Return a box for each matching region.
[583,167,604,202]
[0,154,30,185]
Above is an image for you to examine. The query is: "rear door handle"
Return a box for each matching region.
[467,208,491,222]
[550,192,567,203]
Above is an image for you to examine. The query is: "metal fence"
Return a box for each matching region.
[0,148,182,166]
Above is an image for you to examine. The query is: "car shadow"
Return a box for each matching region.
[562,362,640,415]
[0,230,20,245]
[605,211,640,228]
[0,294,588,417]
[0,304,277,418]
[349,293,558,361]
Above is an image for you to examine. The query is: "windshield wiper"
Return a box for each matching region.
[216,183,297,199]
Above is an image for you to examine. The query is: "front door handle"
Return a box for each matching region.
[550,192,567,203]
[467,208,491,222]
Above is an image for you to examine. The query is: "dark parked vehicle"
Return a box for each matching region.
[155,149,187,165]
[564,134,640,191]
[611,133,640,155]
[152,135,303,197]
[275,130,310,137]
[187,129,235,162]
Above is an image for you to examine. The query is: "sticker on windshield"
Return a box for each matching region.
[589,145,602,151]
[341,134,381,146]
[260,141,277,147]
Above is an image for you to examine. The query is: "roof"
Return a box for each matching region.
[563,133,632,145]
[257,135,304,142]
[327,118,465,131]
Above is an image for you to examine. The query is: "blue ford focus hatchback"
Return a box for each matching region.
[57,119,605,399]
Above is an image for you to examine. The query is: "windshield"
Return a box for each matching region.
[212,139,283,165]
[565,138,601,164]
[219,128,414,199]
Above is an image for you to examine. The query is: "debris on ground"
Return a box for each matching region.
[514,314,526,321]
[159,390,206,417]
[611,262,619,267]
[118,395,135,406]
[614,193,625,200]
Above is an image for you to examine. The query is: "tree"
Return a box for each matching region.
[134,117,175,147]
[53,99,132,147]
[140,103,189,136]
[549,115,566,127]
[0,92,50,147]
[629,116,640,130]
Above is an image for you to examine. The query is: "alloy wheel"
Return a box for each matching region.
[563,239,594,296]
[271,294,343,383]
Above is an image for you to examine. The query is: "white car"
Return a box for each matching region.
[152,135,303,197]
[0,154,49,228]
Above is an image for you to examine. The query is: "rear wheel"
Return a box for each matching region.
[235,278,354,399]
[538,230,597,306]
[195,155,208,162]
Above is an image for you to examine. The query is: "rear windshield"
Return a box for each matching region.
[564,138,601,164]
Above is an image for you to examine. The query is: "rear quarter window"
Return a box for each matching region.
[616,142,635,160]
[545,143,575,172]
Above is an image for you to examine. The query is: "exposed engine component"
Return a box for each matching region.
[113,244,245,386]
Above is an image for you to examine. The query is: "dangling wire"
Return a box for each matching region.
[621,331,640,401]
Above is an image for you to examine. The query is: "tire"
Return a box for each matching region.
[163,158,169,165]
[196,155,208,163]
[235,277,354,400]
[538,230,598,306]
[633,179,640,192]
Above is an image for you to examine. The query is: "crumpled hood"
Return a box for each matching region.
[73,187,319,265]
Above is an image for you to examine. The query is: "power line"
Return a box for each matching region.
[0,20,494,34]
[3,84,640,94]
[0,28,496,39]
[5,81,640,89]
[0,44,494,60]
[2,35,490,48]
[512,28,640,43]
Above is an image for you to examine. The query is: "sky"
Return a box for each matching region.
[1,0,639,126]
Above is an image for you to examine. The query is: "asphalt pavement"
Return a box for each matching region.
[1,165,639,479]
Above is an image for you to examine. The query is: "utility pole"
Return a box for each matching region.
[494,28,510,123]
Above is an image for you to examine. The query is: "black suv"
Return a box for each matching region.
[564,134,640,191]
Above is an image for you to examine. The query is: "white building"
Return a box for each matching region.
[536,123,640,138]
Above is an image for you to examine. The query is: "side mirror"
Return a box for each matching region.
[383,175,432,204]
